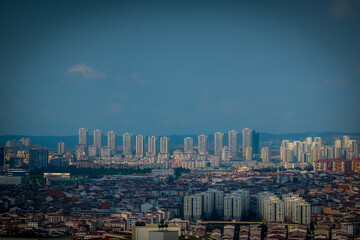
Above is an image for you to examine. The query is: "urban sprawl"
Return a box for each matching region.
[0,128,360,240]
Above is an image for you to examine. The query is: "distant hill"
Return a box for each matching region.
[1,132,359,150]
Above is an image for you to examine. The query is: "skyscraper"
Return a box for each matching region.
[160,136,169,153]
[107,131,117,155]
[148,136,157,156]
[228,130,238,157]
[57,142,66,154]
[214,132,224,156]
[29,147,48,170]
[245,147,253,161]
[79,128,88,146]
[253,130,260,154]
[136,135,144,157]
[242,128,260,157]
[123,133,132,155]
[184,137,193,153]
[334,139,342,158]
[198,134,208,154]
[261,147,271,162]
[242,128,253,158]
[93,129,103,149]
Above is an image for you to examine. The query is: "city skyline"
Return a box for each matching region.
[1,0,360,136]
[1,125,360,239]
[1,0,360,233]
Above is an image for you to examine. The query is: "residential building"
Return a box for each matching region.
[224,190,249,221]
[259,194,284,222]
[283,194,311,225]
[261,147,271,162]
[123,133,133,155]
[228,130,238,158]
[107,131,117,155]
[29,148,48,170]
[245,147,252,161]
[198,134,208,154]
[93,129,103,154]
[57,142,66,154]
[160,136,169,154]
[184,137,193,153]
[147,136,157,156]
[136,135,144,157]
[214,132,224,156]
[242,128,253,158]
[79,128,89,146]
[184,194,202,221]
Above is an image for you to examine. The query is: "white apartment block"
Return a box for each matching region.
[224,190,249,221]
[283,193,311,225]
[258,192,284,222]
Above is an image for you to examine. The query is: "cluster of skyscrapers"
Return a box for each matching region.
[77,128,260,161]
[77,128,171,160]
[280,136,358,164]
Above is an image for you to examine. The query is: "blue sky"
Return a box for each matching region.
[1,0,360,136]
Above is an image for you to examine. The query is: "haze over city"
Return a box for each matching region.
[1,0,360,136]
[2,1,360,239]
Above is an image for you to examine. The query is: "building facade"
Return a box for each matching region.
[214,132,224,156]
[228,130,238,158]
[184,137,194,153]
[78,128,88,146]
[198,135,208,154]
[147,136,157,156]
[160,136,169,154]
[29,148,48,170]
[57,142,66,154]
[93,129,103,149]
[107,131,117,155]
[123,133,132,156]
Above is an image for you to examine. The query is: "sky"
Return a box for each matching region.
[1,0,360,136]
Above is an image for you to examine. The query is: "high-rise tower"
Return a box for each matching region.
[148,136,157,156]
[228,130,238,157]
[107,131,117,155]
[261,147,271,162]
[57,142,66,154]
[184,137,194,153]
[214,132,224,156]
[79,128,88,146]
[242,128,253,158]
[198,134,208,154]
[93,129,103,155]
[136,135,144,157]
[253,130,260,154]
[29,147,48,170]
[123,133,132,155]
[160,136,169,153]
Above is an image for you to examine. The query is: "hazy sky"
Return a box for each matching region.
[1,0,360,136]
